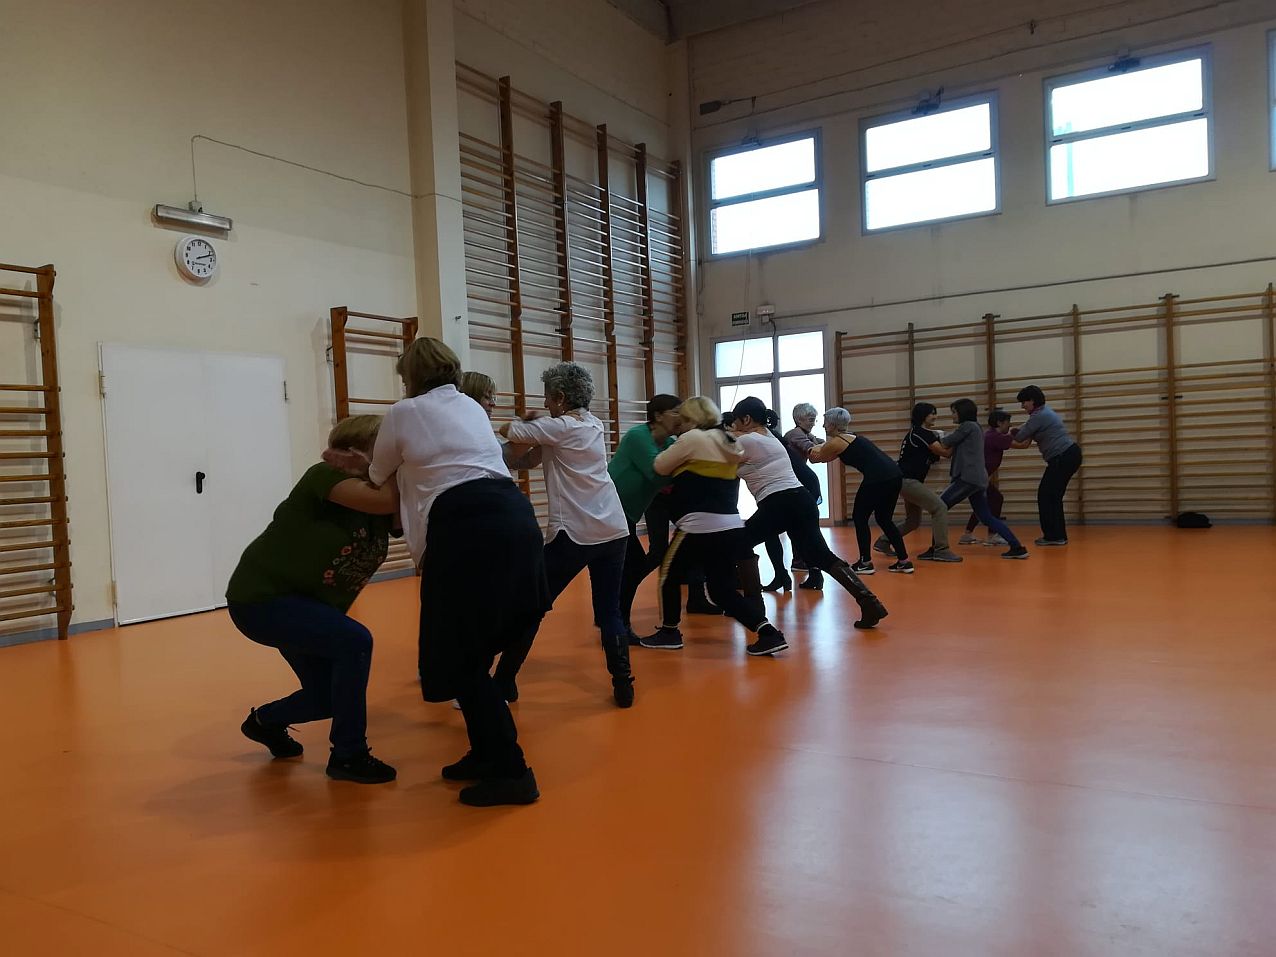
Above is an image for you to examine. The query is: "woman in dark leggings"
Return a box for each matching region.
[732,398,887,629]
[810,407,911,575]
[940,398,1029,560]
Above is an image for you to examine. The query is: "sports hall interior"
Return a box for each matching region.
[2,1,1276,954]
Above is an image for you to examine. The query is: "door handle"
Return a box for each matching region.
[196,471,206,494]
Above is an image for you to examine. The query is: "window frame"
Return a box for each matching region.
[1043,45,1215,205]
[1269,30,1276,171]
[859,91,1001,235]
[704,129,824,259]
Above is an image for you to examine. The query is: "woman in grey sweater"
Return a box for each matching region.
[939,398,1029,560]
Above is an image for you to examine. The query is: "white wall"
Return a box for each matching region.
[454,0,671,148]
[689,2,1276,384]
[0,0,417,634]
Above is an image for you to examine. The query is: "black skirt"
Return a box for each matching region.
[418,478,550,702]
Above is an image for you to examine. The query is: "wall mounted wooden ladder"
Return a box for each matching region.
[0,262,73,639]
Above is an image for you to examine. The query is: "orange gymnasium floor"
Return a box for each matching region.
[2,526,1275,957]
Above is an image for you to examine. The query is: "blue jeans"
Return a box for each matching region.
[229,596,373,759]
[941,481,1021,548]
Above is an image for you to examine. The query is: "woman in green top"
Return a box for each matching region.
[610,394,682,641]
[226,416,400,785]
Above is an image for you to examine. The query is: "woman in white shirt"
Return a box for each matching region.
[730,397,888,630]
[638,397,788,657]
[365,338,549,807]
[494,362,635,709]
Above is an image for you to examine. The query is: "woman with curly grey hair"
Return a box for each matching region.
[496,361,635,708]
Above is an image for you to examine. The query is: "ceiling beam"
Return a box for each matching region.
[605,0,671,40]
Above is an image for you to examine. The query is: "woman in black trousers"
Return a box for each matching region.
[366,337,549,807]
[809,407,911,575]
[732,398,887,629]
[1008,385,1083,546]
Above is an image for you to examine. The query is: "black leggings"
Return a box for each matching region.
[746,488,840,570]
[852,478,906,561]
[657,527,766,632]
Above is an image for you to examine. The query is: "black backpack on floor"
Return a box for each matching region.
[1175,512,1212,529]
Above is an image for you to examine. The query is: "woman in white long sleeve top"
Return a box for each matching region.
[491,362,636,708]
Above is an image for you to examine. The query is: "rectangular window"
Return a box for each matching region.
[707,134,820,255]
[714,330,830,521]
[1046,51,1211,202]
[861,96,998,231]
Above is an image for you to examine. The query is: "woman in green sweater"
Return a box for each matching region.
[609,394,682,642]
[227,415,400,785]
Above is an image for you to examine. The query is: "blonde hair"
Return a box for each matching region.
[678,396,723,430]
[459,371,496,404]
[397,337,462,397]
[328,415,382,454]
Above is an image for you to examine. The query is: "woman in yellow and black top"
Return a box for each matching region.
[226,416,399,785]
[638,397,787,657]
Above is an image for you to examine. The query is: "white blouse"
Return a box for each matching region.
[505,410,628,546]
[735,431,804,503]
[368,384,512,568]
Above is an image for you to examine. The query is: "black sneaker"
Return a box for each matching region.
[851,559,875,576]
[888,560,914,574]
[442,751,496,781]
[459,768,540,807]
[746,624,789,656]
[326,751,397,784]
[638,627,683,650]
[240,709,303,759]
[623,625,641,646]
[1034,537,1068,547]
[872,539,896,556]
[1002,546,1030,560]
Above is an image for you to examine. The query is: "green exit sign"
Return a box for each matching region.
[731,311,750,327]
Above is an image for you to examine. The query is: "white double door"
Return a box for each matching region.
[100,344,293,624]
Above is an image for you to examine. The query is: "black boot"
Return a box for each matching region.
[601,631,636,708]
[734,555,767,626]
[799,567,824,591]
[763,571,793,592]
[828,560,889,628]
[686,582,722,616]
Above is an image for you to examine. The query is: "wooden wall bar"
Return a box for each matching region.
[328,306,417,573]
[455,64,690,524]
[836,285,1276,526]
[0,262,73,639]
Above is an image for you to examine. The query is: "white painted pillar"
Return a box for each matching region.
[402,0,469,362]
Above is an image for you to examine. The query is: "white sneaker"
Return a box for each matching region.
[984,534,1008,547]
[958,533,981,545]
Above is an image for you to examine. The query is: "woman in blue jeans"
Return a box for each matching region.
[939,399,1029,560]
[226,415,400,785]
[493,361,635,708]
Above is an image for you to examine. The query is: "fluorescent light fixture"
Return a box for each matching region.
[152,204,233,232]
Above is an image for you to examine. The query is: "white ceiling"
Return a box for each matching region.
[607,0,824,40]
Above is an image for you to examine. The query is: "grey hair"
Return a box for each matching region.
[823,407,851,431]
[792,402,817,422]
[541,361,594,410]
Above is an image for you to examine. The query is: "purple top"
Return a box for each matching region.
[984,428,1016,474]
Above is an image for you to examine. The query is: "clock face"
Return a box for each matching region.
[176,236,218,281]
